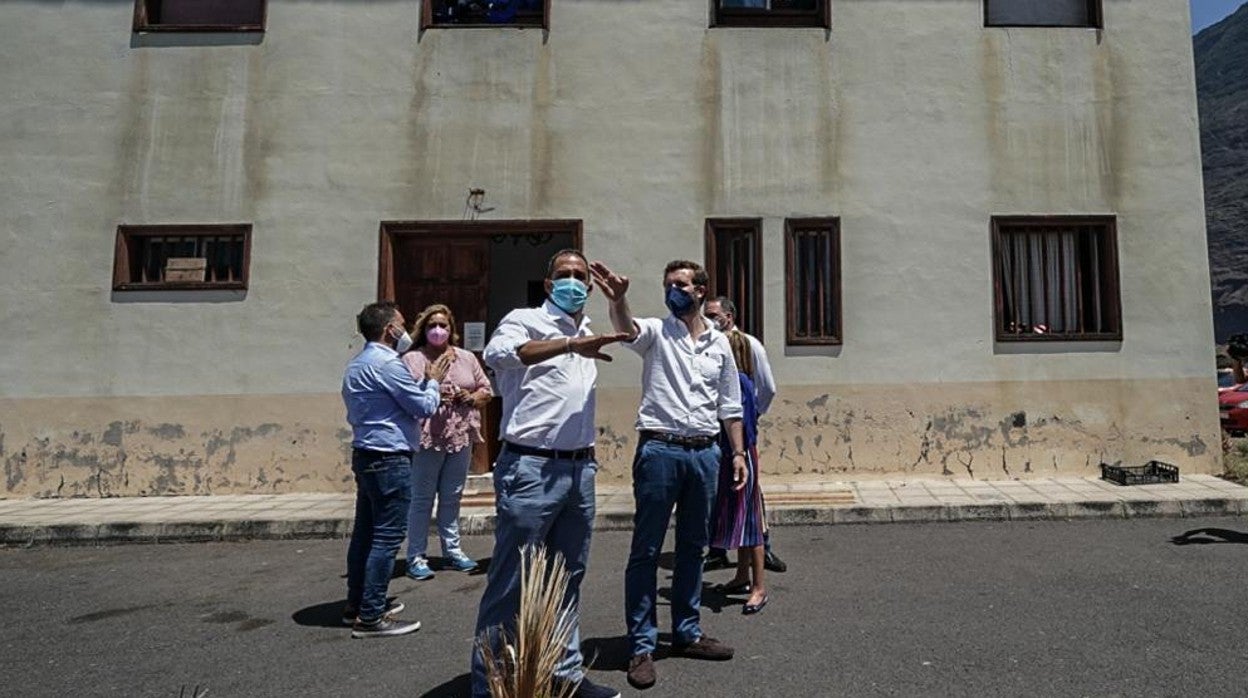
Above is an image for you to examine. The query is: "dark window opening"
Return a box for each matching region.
[785,218,841,345]
[984,0,1100,28]
[133,0,266,32]
[114,224,251,291]
[992,216,1121,341]
[424,0,548,28]
[705,218,764,340]
[714,0,828,28]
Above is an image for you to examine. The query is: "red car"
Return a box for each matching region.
[1219,383,1248,435]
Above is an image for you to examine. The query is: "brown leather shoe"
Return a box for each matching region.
[671,636,734,661]
[627,652,656,689]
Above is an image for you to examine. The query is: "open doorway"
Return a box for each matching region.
[378,219,582,473]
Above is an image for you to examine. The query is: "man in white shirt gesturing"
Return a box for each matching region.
[471,249,629,698]
[590,259,748,690]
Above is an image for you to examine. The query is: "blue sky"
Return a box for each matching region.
[1191,0,1247,33]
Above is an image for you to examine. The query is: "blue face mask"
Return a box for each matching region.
[665,284,698,317]
[549,277,589,315]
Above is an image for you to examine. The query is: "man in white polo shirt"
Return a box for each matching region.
[590,259,748,690]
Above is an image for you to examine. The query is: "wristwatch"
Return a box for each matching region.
[732,451,746,458]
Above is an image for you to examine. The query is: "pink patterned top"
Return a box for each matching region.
[401,346,493,453]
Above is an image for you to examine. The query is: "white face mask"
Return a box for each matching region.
[391,324,413,353]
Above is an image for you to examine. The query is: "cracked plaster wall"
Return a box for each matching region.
[0,378,1219,497]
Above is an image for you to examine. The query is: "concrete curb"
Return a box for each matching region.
[3,497,1245,547]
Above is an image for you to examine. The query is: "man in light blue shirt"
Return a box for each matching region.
[341,301,450,638]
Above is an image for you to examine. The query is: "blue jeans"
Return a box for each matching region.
[406,446,473,561]
[470,448,597,698]
[625,438,720,656]
[346,449,412,622]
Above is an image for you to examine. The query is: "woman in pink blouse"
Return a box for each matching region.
[401,304,493,580]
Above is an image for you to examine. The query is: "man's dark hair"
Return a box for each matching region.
[546,249,588,279]
[357,301,399,341]
[713,296,737,318]
[664,259,709,288]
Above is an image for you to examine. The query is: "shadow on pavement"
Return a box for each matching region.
[583,635,632,671]
[294,595,415,628]
[419,673,470,698]
[583,634,673,672]
[291,601,345,628]
[657,584,742,614]
[1171,528,1248,545]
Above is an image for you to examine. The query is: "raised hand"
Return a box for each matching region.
[569,332,632,361]
[426,352,453,383]
[589,261,630,302]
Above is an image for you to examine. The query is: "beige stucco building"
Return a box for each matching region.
[0,0,1220,497]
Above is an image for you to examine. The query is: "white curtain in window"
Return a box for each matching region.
[1001,227,1096,335]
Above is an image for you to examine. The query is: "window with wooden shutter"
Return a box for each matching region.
[784,218,841,345]
[705,218,764,341]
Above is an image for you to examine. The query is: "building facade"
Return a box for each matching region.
[0,0,1220,496]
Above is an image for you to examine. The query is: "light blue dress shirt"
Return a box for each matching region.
[342,342,442,453]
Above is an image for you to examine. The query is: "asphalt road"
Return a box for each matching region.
[5,518,1248,697]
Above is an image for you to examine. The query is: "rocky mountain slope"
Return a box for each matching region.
[1198,3,1248,340]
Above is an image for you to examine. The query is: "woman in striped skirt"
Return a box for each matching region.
[710,330,768,615]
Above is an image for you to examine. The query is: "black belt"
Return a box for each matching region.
[504,441,595,461]
[352,448,413,457]
[639,430,717,449]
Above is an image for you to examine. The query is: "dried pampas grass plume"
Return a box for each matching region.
[479,545,580,698]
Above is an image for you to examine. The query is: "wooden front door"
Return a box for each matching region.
[388,235,498,473]
[391,236,489,326]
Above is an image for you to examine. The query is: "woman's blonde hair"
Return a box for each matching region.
[727,329,754,380]
[411,303,461,348]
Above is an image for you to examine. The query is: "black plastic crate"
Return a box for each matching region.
[1100,460,1179,486]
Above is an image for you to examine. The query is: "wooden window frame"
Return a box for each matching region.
[712,0,829,28]
[990,215,1122,343]
[420,0,551,30]
[705,218,764,341]
[784,217,841,346]
[113,224,252,291]
[983,0,1102,29]
[133,0,267,33]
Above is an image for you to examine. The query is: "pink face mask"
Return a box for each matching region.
[426,326,451,347]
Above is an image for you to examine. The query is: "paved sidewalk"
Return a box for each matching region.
[2,475,1246,546]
